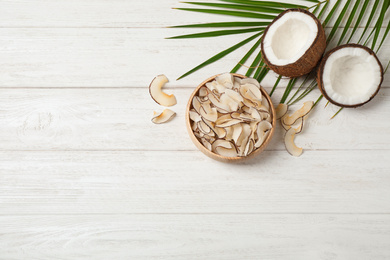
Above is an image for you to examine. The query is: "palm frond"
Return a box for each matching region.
[326,0,350,43]
[218,0,308,9]
[181,2,282,13]
[170,21,269,28]
[337,0,361,45]
[372,0,389,51]
[167,27,264,39]
[245,49,263,77]
[347,0,370,43]
[173,8,277,19]
[177,32,262,80]
[358,0,381,44]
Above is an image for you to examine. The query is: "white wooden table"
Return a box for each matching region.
[1,0,390,259]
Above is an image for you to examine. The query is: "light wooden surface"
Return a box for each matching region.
[0,0,389,259]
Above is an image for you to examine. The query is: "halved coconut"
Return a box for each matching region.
[149,74,177,107]
[261,9,326,78]
[317,44,383,108]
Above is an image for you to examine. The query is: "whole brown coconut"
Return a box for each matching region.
[317,44,383,108]
[261,9,326,78]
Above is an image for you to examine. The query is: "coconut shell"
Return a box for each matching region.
[261,9,326,78]
[317,43,384,108]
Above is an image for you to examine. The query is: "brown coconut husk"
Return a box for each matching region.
[261,9,326,78]
[316,43,384,108]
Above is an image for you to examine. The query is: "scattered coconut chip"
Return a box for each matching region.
[149,74,177,107]
[283,101,313,126]
[152,109,176,124]
[275,103,288,120]
[284,128,303,157]
[281,116,304,133]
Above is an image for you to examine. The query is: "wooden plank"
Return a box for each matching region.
[0,0,386,28]
[1,214,390,259]
[0,150,389,214]
[0,87,388,151]
[0,28,388,88]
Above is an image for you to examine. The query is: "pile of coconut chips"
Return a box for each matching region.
[189,73,273,158]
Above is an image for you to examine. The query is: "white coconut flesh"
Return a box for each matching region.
[322,47,382,106]
[263,11,318,66]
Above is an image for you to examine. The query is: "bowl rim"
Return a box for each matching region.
[185,73,276,163]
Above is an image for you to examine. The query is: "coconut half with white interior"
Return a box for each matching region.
[317,44,383,108]
[261,9,326,78]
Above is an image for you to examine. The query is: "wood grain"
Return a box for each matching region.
[1,214,390,260]
[0,150,389,214]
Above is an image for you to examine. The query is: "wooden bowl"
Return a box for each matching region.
[185,73,276,163]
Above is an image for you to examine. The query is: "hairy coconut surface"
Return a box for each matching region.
[317,44,383,108]
[261,9,326,78]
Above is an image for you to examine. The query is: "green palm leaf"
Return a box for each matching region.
[245,49,263,77]
[177,32,262,80]
[170,21,269,28]
[377,19,390,52]
[358,0,381,44]
[372,0,390,51]
[167,27,264,39]
[337,0,361,45]
[347,0,370,43]
[322,0,342,27]
[181,2,282,13]
[231,37,262,73]
[326,0,351,43]
[218,0,308,9]
[173,8,277,19]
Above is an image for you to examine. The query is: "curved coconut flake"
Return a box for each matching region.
[283,101,313,126]
[149,75,177,107]
[201,139,212,151]
[232,123,243,144]
[214,127,227,139]
[205,80,218,92]
[225,89,244,103]
[189,110,202,123]
[255,121,272,147]
[241,78,260,88]
[220,93,239,112]
[318,44,383,107]
[240,83,262,104]
[151,109,176,124]
[212,139,234,150]
[199,106,218,122]
[236,124,251,149]
[216,119,242,128]
[215,73,234,89]
[284,128,303,157]
[208,92,231,112]
[225,126,234,141]
[215,146,238,157]
[244,139,255,156]
[198,86,209,97]
[215,114,233,125]
[198,120,211,134]
[192,96,203,114]
[275,103,288,120]
[282,116,304,133]
[250,108,261,121]
[261,97,270,111]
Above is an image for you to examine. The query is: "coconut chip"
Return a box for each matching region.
[152,109,176,124]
